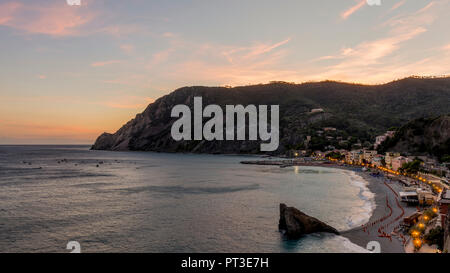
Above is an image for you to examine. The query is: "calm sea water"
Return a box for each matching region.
[0,145,374,253]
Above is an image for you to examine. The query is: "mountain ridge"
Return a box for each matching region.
[92,76,450,154]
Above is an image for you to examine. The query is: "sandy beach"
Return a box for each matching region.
[341,168,417,253]
[243,160,420,253]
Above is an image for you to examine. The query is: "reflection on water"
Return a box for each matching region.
[0,145,369,253]
[293,166,334,174]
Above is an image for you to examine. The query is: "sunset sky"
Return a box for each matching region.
[1,0,450,144]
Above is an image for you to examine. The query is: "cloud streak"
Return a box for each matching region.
[309,1,447,83]
[388,0,407,13]
[149,37,294,86]
[341,0,366,20]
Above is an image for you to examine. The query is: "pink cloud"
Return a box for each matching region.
[388,0,407,13]
[222,38,291,64]
[37,75,47,79]
[0,2,22,25]
[416,1,435,13]
[0,1,94,36]
[341,0,366,20]
[91,60,122,67]
[162,38,295,86]
[336,27,426,66]
[309,1,450,84]
[243,38,291,58]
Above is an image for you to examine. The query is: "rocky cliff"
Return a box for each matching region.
[379,114,450,162]
[278,203,339,238]
[92,77,450,154]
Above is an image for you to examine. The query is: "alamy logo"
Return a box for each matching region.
[66,0,81,6]
[366,0,381,6]
[170,97,279,151]
[366,241,381,253]
[66,241,81,253]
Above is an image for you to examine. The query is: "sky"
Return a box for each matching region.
[0,0,450,144]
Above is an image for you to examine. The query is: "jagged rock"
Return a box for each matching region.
[278,203,339,238]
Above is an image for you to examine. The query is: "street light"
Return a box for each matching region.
[413,238,422,248]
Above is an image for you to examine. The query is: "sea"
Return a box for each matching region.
[0,145,375,253]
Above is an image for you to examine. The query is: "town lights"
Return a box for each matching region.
[411,230,420,238]
[423,215,429,221]
[432,207,438,214]
[413,239,422,248]
[418,223,425,229]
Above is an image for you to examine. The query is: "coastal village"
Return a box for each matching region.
[242,128,450,253]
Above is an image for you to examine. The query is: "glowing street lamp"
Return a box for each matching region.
[413,238,422,248]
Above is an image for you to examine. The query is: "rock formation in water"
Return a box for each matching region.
[278,203,339,238]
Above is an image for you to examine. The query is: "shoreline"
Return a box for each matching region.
[340,169,376,231]
[242,160,416,253]
[315,164,417,253]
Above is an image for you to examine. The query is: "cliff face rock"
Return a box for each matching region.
[379,115,450,161]
[92,77,450,154]
[278,203,339,238]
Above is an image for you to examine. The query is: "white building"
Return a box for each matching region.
[374,135,387,149]
[385,152,401,168]
[374,131,396,149]
[363,150,377,162]
[392,156,411,171]
[372,155,384,167]
[346,150,363,163]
